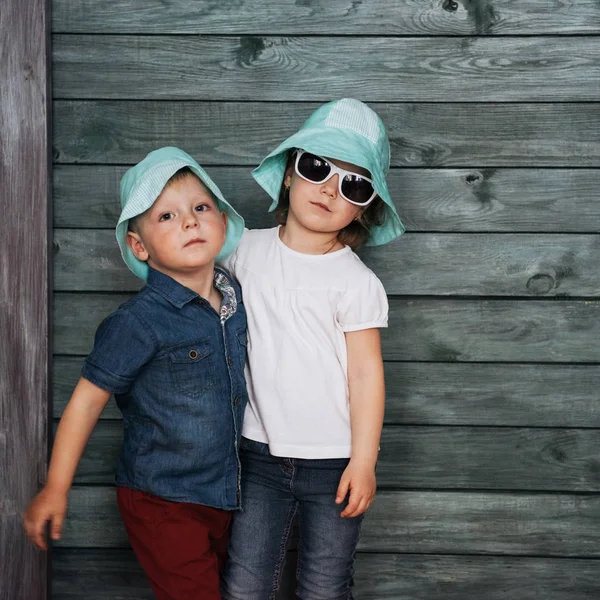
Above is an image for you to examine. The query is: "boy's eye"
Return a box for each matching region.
[158,212,174,221]
[195,203,210,212]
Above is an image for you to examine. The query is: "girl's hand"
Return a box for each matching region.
[23,487,68,550]
[335,460,376,518]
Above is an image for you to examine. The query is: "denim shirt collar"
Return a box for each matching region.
[146,265,233,311]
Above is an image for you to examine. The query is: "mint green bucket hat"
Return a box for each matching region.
[252,98,404,245]
[116,146,244,280]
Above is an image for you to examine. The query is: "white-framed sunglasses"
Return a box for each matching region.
[293,150,377,206]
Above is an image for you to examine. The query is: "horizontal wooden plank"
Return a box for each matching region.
[67,421,600,491]
[53,165,600,232]
[52,548,600,600]
[382,362,600,427]
[53,101,600,167]
[53,36,600,102]
[54,229,600,297]
[56,487,600,556]
[51,0,600,35]
[53,294,600,362]
[383,298,600,362]
[52,550,153,599]
[54,357,600,427]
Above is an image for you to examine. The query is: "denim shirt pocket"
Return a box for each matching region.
[168,339,216,399]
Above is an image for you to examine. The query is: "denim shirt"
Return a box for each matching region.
[82,266,248,510]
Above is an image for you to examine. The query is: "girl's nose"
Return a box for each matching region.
[321,174,338,199]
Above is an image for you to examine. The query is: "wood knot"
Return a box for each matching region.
[526,274,555,295]
[236,36,267,66]
[549,445,567,463]
[465,173,482,185]
[442,0,459,12]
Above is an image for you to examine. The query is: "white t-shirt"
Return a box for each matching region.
[223,227,388,459]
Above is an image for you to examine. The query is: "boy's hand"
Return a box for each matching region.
[335,460,376,518]
[23,488,68,550]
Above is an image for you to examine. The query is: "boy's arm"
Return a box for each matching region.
[336,328,385,518]
[23,377,111,549]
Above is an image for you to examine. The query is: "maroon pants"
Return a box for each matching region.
[117,486,231,600]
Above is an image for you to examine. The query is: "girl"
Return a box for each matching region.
[221,98,404,600]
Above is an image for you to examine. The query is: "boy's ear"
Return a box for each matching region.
[221,210,228,229]
[126,230,149,262]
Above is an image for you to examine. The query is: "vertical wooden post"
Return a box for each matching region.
[0,0,51,598]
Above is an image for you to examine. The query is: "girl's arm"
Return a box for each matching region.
[23,377,111,549]
[336,328,385,518]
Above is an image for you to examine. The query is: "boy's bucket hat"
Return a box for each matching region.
[116,146,244,280]
[252,98,404,246]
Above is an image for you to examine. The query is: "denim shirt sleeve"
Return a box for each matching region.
[81,307,158,394]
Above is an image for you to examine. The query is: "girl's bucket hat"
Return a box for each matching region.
[252,98,404,246]
[116,146,244,280]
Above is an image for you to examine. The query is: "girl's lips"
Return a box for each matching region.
[310,201,331,212]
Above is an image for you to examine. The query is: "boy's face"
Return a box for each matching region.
[126,175,227,278]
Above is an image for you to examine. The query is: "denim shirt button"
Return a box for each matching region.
[189,349,198,359]
[233,396,239,405]
[227,356,233,366]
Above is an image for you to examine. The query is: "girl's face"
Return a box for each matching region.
[285,156,368,235]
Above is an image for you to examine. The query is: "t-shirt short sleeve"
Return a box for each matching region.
[336,272,389,332]
[81,308,158,394]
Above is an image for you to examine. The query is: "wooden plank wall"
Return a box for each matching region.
[51,1,600,598]
[1,0,51,599]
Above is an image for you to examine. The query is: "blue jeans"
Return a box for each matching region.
[221,438,364,600]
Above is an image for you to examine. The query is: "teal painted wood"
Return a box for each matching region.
[53,550,153,599]
[55,487,600,556]
[53,101,600,167]
[53,294,600,362]
[52,549,600,600]
[53,165,600,232]
[51,0,600,35]
[53,35,600,101]
[383,299,600,362]
[54,357,600,427]
[49,1,600,596]
[66,420,600,492]
[54,229,600,296]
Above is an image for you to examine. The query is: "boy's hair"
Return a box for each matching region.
[128,167,203,234]
[274,152,386,250]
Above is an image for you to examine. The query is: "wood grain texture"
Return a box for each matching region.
[0,0,50,597]
[382,298,600,362]
[49,1,600,595]
[54,229,600,297]
[52,35,600,101]
[53,101,600,167]
[382,362,600,427]
[55,487,600,557]
[52,549,600,600]
[51,0,600,35]
[54,357,600,427]
[53,294,600,362]
[66,421,600,492]
[53,165,600,232]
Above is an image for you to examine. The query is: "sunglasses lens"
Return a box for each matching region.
[297,152,331,182]
[341,175,374,205]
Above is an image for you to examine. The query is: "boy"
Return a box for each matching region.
[24,147,248,600]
